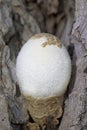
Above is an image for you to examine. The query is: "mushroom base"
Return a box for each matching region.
[25,95,64,126]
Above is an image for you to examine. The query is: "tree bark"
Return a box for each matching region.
[59,0,87,130]
[0,0,87,130]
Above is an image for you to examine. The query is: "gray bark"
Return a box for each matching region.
[0,0,87,130]
[59,0,87,130]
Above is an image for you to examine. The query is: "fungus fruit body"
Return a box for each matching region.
[16,33,71,125]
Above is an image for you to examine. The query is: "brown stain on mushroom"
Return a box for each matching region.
[31,33,62,48]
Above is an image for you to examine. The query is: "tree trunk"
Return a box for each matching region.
[0,0,87,130]
[58,0,87,130]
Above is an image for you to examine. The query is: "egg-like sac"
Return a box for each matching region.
[16,33,71,99]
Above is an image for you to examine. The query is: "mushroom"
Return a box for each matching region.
[16,33,71,126]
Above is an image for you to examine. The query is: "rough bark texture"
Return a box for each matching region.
[0,0,87,130]
[58,0,87,130]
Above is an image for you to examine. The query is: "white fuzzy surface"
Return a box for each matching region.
[16,34,71,98]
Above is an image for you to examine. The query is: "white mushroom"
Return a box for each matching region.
[16,33,71,126]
